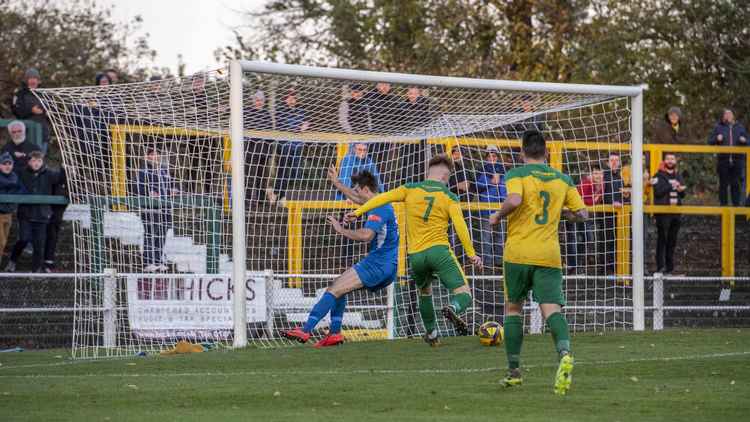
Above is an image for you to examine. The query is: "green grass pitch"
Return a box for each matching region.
[1,329,749,421]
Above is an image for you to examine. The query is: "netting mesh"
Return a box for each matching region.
[34,66,634,358]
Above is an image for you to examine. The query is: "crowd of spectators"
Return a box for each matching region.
[1,65,748,277]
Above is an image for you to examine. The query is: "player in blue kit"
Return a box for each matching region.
[283,170,399,347]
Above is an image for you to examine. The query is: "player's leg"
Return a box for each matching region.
[409,251,439,346]
[431,246,472,335]
[313,270,362,348]
[283,267,363,343]
[500,262,533,387]
[533,266,574,395]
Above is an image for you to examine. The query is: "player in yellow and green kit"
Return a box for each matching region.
[345,155,483,346]
[488,130,588,395]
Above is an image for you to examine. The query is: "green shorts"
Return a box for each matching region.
[408,245,467,292]
[503,262,565,305]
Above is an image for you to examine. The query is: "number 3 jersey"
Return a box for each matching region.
[353,180,476,257]
[504,163,586,269]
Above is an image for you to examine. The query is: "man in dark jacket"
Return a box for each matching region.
[44,168,69,272]
[0,153,24,260]
[3,121,41,173]
[244,90,275,203]
[138,147,174,272]
[601,152,624,275]
[652,153,686,274]
[271,89,309,205]
[652,106,688,144]
[365,82,401,134]
[708,109,748,206]
[346,83,371,133]
[11,68,50,150]
[6,151,65,272]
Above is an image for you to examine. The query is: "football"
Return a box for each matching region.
[478,321,504,346]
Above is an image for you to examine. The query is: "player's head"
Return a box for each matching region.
[521,130,546,162]
[351,171,379,199]
[426,154,455,184]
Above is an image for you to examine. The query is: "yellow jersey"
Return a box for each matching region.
[353,180,477,256]
[504,163,586,269]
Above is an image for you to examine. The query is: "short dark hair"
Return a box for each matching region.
[521,130,546,159]
[664,152,677,159]
[145,146,158,156]
[351,171,379,193]
[29,151,44,160]
[428,154,455,172]
[591,164,602,172]
[609,152,620,158]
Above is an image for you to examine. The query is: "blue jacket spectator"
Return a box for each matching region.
[707,109,748,206]
[336,143,383,200]
[476,146,507,217]
[0,152,23,260]
[272,89,309,204]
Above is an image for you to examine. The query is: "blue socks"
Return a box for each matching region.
[330,296,347,334]
[303,292,347,334]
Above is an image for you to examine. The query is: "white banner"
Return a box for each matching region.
[126,275,267,339]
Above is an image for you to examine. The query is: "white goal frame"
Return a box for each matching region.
[228,60,646,348]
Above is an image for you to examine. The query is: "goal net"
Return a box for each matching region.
[34,63,642,358]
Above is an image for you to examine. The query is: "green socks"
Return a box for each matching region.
[419,295,437,333]
[504,315,523,369]
[449,292,472,314]
[546,312,571,356]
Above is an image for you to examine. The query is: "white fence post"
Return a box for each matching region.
[102,268,116,349]
[529,292,543,334]
[264,270,275,339]
[653,274,664,331]
[386,282,395,340]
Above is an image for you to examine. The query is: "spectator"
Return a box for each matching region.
[270,88,309,205]
[365,82,401,133]
[401,87,433,131]
[448,146,475,201]
[347,83,371,133]
[95,72,111,86]
[11,68,50,151]
[44,165,69,272]
[6,151,65,272]
[245,90,275,203]
[0,153,23,263]
[652,153,686,274]
[105,68,119,84]
[137,147,174,272]
[2,121,41,174]
[502,95,546,139]
[652,106,688,144]
[476,145,507,268]
[601,152,623,275]
[708,109,748,206]
[335,143,382,200]
[398,87,434,184]
[565,166,603,272]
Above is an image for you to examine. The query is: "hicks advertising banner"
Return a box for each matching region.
[126,275,267,340]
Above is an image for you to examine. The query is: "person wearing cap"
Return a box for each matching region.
[245,90,275,203]
[652,106,688,144]
[708,109,749,206]
[2,121,41,174]
[0,152,24,262]
[476,145,507,269]
[11,68,51,150]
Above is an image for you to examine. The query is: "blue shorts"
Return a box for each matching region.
[354,255,397,292]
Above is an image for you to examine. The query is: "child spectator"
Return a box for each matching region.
[11,68,50,151]
[0,153,24,262]
[6,151,65,272]
[2,121,41,173]
[652,153,686,274]
[476,145,507,268]
[137,147,174,272]
[334,143,382,200]
[708,109,748,206]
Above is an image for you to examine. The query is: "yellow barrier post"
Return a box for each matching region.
[721,209,735,278]
[287,203,304,287]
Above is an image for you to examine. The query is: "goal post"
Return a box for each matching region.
[34,60,645,358]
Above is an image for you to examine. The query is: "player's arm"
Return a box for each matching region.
[448,201,479,261]
[326,216,375,242]
[562,185,589,222]
[327,165,364,204]
[345,185,407,221]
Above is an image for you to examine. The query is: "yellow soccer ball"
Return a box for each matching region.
[478,321,504,346]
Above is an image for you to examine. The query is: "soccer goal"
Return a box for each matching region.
[34,61,644,358]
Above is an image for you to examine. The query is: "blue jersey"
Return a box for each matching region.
[363,204,399,263]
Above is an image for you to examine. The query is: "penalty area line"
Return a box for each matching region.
[1,351,748,379]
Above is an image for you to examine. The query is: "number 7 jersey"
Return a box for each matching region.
[504,163,586,269]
